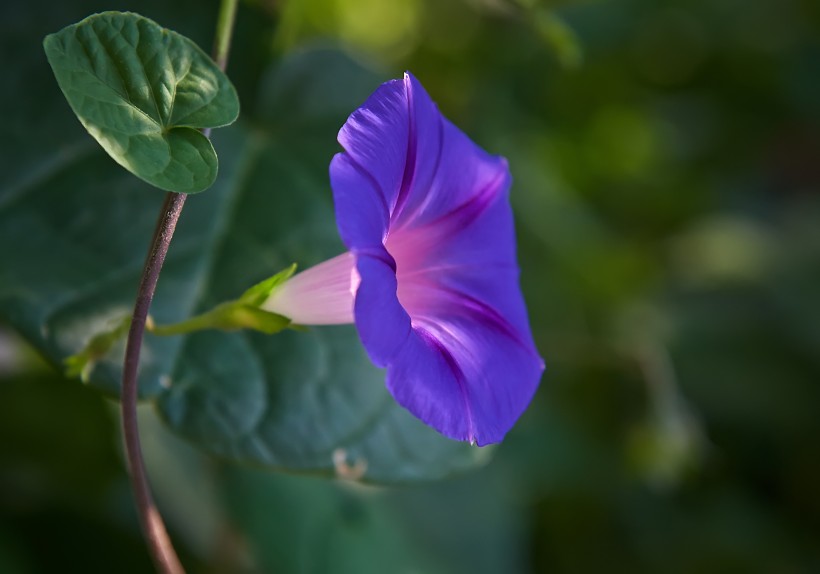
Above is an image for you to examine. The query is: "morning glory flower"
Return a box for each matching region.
[264,73,544,445]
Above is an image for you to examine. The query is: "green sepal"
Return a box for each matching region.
[239,264,297,307]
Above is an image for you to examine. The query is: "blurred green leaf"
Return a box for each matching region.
[0,48,487,483]
[534,10,583,70]
[43,11,239,193]
[222,470,442,573]
[220,463,523,574]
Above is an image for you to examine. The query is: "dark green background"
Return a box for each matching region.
[1,0,819,572]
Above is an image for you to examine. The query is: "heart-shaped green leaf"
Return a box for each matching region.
[43,11,239,193]
[0,44,488,483]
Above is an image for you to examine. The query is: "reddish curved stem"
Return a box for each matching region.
[122,191,187,574]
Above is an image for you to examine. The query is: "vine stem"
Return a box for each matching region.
[121,1,239,573]
[122,192,187,574]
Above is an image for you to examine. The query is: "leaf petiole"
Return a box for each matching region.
[64,264,297,379]
[147,302,290,336]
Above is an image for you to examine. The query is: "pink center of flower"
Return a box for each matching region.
[261,226,439,326]
[385,227,437,320]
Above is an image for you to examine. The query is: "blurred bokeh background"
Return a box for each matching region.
[2,0,820,572]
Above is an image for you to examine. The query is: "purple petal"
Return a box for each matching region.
[329,153,389,250]
[386,308,543,446]
[353,250,412,367]
[337,78,409,214]
[390,73,444,223]
[392,74,510,232]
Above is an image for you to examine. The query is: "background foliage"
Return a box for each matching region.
[2,0,819,572]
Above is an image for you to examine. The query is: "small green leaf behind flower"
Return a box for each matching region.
[43,11,240,193]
